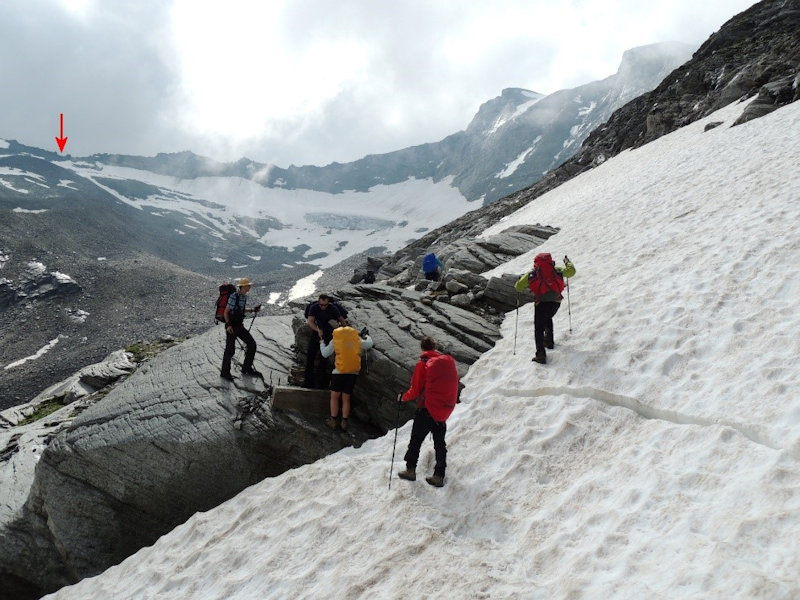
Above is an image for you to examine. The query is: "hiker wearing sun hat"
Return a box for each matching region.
[220,277,263,380]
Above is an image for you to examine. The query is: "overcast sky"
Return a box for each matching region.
[0,0,758,167]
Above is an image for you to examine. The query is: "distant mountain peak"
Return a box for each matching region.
[616,41,695,80]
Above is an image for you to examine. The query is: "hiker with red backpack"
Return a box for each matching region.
[515,253,575,364]
[397,336,460,488]
[320,325,373,431]
[219,277,262,381]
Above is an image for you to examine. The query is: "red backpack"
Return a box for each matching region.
[528,253,565,297]
[424,353,459,422]
[215,283,236,323]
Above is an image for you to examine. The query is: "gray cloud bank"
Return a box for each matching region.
[0,1,758,167]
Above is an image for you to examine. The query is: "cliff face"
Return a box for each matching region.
[573,0,800,160]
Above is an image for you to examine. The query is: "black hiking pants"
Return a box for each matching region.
[404,407,447,477]
[221,323,256,375]
[304,336,328,388]
[534,301,561,356]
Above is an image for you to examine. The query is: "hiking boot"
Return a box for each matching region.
[532,353,547,364]
[426,474,445,487]
[325,416,339,430]
[340,417,349,431]
[544,339,555,350]
[242,368,263,378]
[397,468,416,481]
[220,372,235,381]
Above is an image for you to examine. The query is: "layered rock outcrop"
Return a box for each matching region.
[1,283,509,596]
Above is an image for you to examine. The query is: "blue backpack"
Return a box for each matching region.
[422,253,438,274]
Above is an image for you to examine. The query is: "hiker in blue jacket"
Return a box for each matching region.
[422,252,444,281]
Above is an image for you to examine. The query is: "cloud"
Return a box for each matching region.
[0,0,182,157]
[0,0,759,166]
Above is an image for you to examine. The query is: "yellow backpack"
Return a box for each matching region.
[332,327,362,374]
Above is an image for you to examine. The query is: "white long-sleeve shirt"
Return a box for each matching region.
[320,335,373,374]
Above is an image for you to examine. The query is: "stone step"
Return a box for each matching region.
[272,386,330,417]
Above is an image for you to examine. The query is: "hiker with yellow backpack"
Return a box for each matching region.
[320,325,373,431]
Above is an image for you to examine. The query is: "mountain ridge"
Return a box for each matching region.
[377,0,800,275]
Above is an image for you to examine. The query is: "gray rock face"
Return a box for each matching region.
[348,255,385,284]
[374,222,558,315]
[484,274,535,312]
[291,283,502,430]
[0,317,355,596]
[0,261,81,309]
[733,74,800,125]
[0,287,502,595]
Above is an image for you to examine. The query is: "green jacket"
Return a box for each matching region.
[514,259,576,294]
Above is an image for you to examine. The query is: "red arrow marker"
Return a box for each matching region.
[55,113,68,153]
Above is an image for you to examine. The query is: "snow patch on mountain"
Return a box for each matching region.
[577,99,597,116]
[12,207,48,214]
[67,309,90,324]
[4,336,63,370]
[497,136,542,179]
[63,163,470,268]
[0,178,29,194]
[287,270,323,302]
[488,91,545,134]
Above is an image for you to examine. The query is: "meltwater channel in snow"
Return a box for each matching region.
[48,98,800,598]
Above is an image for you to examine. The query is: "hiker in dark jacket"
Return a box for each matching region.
[304,294,346,388]
[397,336,459,488]
[515,254,575,364]
[220,277,262,380]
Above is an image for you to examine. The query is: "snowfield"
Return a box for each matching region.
[48,98,800,599]
[63,162,473,268]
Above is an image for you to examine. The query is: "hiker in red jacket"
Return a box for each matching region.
[516,253,576,365]
[397,336,459,488]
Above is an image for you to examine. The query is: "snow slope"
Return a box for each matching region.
[47,98,800,599]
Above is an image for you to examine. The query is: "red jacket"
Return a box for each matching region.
[402,350,458,422]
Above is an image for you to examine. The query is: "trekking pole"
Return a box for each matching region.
[388,393,402,490]
[360,327,370,374]
[513,292,519,355]
[566,277,573,334]
[563,255,573,334]
[248,306,261,331]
